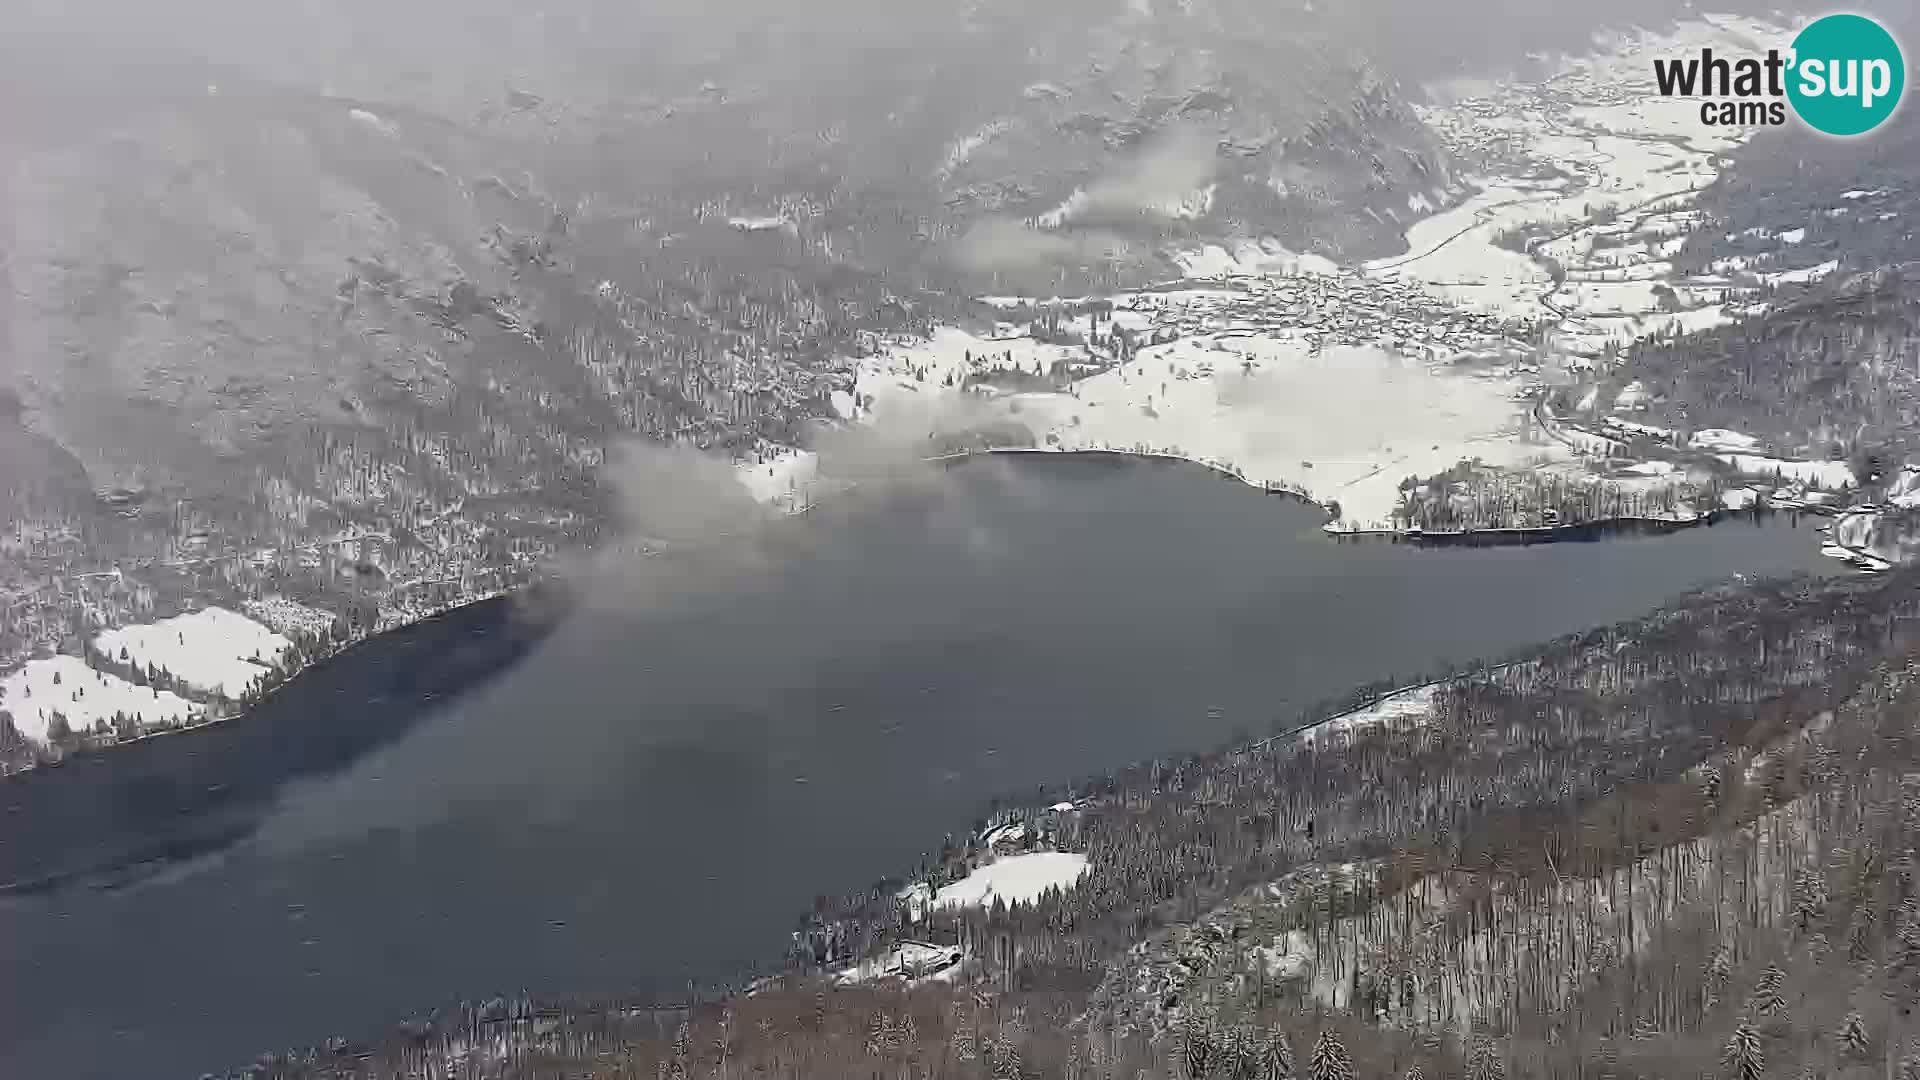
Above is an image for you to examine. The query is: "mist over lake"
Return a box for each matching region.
[0,456,1837,1079]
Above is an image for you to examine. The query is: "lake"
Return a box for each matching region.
[0,455,1838,1078]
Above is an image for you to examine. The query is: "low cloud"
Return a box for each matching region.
[245,414,1044,855]
[949,218,1080,274]
[946,124,1218,277]
[1075,124,1220,222]
[555,393,1032,617]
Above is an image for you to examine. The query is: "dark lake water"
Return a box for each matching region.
[0,456,1839,1078]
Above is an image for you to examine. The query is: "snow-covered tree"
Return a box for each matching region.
[1751,965,1788,1018]
[1308,1029,1353,1080]
[1260,1030,1295,1080]
[1724,1021,1765,1080]
[1467,1038,1507,1080]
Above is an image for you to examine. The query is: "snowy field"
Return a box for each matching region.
[934,852,1090,910]
[800,295,1548,530]
[92,606,293,698]
[0,655,200,743]
[1007,339,1540,529]
[1,606,304,747]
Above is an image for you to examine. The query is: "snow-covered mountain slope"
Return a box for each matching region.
[0,0,1457,678]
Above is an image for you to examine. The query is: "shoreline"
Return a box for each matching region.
[913,443,1811,548]
[1,444,1854,785]
[0,583,548,785]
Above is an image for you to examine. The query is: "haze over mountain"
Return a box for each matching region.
[0,0,1635,693]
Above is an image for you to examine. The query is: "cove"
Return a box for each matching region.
[0,455,1837,1079]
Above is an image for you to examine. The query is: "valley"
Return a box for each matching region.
[8,4,1920,1079]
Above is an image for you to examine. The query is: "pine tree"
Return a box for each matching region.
[1180,1013,1216,1080]
[1221,1024,1260,1080]
[1260,1029,1295,1080]
[1724,1022,1765,1080]
[1308,1029,1353,1080]
[1792,870,1826,931]
[1707,944,1735,1006]
[1467,1038,1507,1080]
[989,1034,1023,1079]
[1751,965,1788,1018]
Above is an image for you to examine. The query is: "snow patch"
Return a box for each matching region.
[1715,454,1855,490]
[935,852,1090,909]
[1613,381,1649,410]
[348,108,398,137]
[1690,428,1760,453]
[1301,685,1437,748]
[1176,240,1340,279]
[734,446,822,512]
[1763,259,1839,286]
[727,215,791,233]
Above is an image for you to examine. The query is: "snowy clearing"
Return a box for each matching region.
[92,607,292,698]
[0,656,199,743]
[935,852,1090,909]
[1715,454,1855,490]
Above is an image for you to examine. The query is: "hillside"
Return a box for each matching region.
[236,566,1920,1078]
[1617,104,1920,463]
[0,0,1451,706]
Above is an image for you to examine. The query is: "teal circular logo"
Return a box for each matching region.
[1787,14,1906,137]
